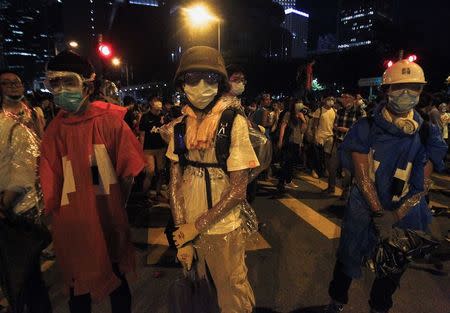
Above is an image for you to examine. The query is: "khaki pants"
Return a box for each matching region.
[194,228,255,313]
[143,148,166,174]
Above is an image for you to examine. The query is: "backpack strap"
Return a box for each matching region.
[173,116,188,168]
[215,108,238,172]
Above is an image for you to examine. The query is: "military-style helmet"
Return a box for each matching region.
[382,59,426,85]
[174,46,227,86]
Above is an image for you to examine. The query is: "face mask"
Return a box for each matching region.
[54,91,85,113]
[183,79,218,110]
[388,89,420,114]
[230,82,245,96]
[4,95,24,103]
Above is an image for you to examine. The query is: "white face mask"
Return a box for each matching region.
[230,82,245,96]
[183,79,218,110]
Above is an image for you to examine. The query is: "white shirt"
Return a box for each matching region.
[313,107,336,145]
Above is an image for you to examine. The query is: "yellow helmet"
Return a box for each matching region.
[382,59,426,85]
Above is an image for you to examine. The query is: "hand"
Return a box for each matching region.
[173,223,199,248]
[373,211,398,239]
[177,244,195,271]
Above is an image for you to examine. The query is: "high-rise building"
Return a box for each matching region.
[0,0,57,86]
[337,0,394,50]
[282,8,309,58]
[275,0,297,10]
[128,0,159,6]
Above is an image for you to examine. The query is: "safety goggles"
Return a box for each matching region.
[183,72,221,86]
[388,83,423,95]
[44,71,95,93]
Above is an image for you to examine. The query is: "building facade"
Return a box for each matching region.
[282,8,309,58]
[337,0,394,50]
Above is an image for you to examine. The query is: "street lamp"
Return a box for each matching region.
[68,41,79,48]
[184,4,221,52]
[112,57,121,66]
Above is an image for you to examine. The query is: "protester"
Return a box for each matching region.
[227,64,247,99]
[139,96,168,203]
[277,99,307,193]
[439,103,449,147]
[325,59,447,313]
[251,93,272,130]
[0,70,52,313]
[311,95,336,178]
[323,93,365,198]
[166,46,258,312]
[40,50,145,313]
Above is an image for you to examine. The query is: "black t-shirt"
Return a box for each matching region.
[139,111,165,149]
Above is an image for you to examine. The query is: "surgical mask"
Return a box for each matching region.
[183,79,218,110]
[4,95,24,103]
[230,82,245,96]
[388,89,420,114]
[54,91,85,113]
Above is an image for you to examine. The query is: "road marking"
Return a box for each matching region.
[432,173,450,183]
[298,174,343,195]
[430,200,449,209]
[131,227,271,251]
[277,196,341,239]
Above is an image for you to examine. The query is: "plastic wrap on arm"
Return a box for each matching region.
[352,152,383,212]
[195,169,248,233]
[169,162,186,226]
[248,126,272,183]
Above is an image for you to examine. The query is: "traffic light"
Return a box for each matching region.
[98,43,113,58]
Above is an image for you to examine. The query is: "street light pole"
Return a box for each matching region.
[217,20,221,52]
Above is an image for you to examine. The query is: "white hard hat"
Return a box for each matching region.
[382,59,426,85]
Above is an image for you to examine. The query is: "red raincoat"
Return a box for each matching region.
[39,101,145,299]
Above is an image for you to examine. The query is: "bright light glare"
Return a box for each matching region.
[112,57,121,66]
[387,60,393,68]
[99,44,112,57]
[69,41,79,48]
[408,55,417,62]
[185,4,216,26]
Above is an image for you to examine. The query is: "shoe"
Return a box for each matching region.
[322,187,335,194]
[312,170,319,178]
[286,181,299,189]
[324,301,344,312]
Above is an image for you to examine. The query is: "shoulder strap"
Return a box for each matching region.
[215,108,238,171]
[173,116,188,168]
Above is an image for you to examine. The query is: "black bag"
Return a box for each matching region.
[168,268,220,313]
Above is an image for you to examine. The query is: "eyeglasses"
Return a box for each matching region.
[389,83,423,93]
[44,71,84,93]
[184,72,221,86]
[0,80,23,88]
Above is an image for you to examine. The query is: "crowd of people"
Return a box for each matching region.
[0,45,449,313]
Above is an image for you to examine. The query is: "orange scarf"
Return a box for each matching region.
[183,96,241,150]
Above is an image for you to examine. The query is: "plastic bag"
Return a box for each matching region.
[368,228,440,278]
[168,268,220,313]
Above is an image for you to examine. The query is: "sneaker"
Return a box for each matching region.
[325,301,344,313]
[312,170,319,178]
[286,181,299,189]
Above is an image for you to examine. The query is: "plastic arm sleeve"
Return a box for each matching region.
[195,169,248,233]
[352,152,383,212]
[169,162,186,226]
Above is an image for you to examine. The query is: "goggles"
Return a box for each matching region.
[388,83,423,95]
[183,72,221,86]
[44,71,95,93]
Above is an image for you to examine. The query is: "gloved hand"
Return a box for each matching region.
[173,223,199,248]
[373,210,398,240]
[177,244,195,271]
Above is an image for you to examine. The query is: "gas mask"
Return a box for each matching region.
[45,71,94,113]
[387,88,421,114]
[230,82,245,96]
[183,79,218,110]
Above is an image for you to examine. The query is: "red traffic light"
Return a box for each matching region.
[407,54,417,62]
[98,43,113,58]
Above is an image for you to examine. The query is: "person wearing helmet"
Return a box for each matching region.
[324,59,447,313]
[39,51,145,313]
[166,46,258,312]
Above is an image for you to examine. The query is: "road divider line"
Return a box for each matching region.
[278,196,341,239]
